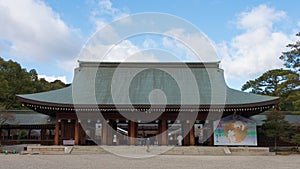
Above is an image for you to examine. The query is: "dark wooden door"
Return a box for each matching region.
[63,120,75,140]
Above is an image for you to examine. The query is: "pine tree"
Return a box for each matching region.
[261,110,291,151]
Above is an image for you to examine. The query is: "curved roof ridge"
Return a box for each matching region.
[77,61,221,68]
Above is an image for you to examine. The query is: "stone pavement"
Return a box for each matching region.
[0,154,299,169]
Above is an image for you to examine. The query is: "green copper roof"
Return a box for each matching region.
[18,62,279,106]
[0,110,54,125]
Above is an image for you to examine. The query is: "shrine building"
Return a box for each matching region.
[17,61,279,146]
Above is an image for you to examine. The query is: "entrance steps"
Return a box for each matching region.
[18,145,274,156]
[229,147,275,156]
[20,146,66,155]
[70,146,275,156]
[164,146,274,156]
[71,146,107,155]
[163,146,226,155]
[71,146,225,156]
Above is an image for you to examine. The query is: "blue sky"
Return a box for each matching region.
[0,0,300,90]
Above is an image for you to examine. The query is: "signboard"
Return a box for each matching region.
[95,123,102,136]
[194,124,204,144]
[214,115,257,146]
[63,140,75,146]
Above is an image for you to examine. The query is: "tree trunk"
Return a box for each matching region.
[274,137,277,152]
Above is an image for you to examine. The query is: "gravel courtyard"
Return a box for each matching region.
[0,154,299,169]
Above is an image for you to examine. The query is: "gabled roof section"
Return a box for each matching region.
[0,110,54,125]
[18,62,279,107]
[18,86,73,105]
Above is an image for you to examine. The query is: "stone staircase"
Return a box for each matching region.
[229,147,275,156]
[70,146,275,156]
[20,146,67,155]
[163,146,226,155]
[19,145,275,156]
[70,146,226,156]
[71,146,108,155]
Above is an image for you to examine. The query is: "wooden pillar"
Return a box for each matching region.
[129,121,137,145]
[101,121,107,145]
[189,123,195,146]
[182,123,190,146]
[106,120,114,145]
[111,121,118,145]
[8,129,10,140]
[157,121,161,145]
[49,130,52,140]
[54,115,59,145]
[79,125,86,145]
[61,120,65,139]
[27,129,32,139]
[159,120,168,145]
[210,121,214,146]
[202,121,214,146]
[40,129,46,140]
[74,119,79,145]
[40,129,43,140]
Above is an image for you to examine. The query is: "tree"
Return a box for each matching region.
[241,69,299,110]
[29,69,38,81]
[242,69,299,96]
[242,32,300,111]
[280,90,300,111]
[291,134,300,150]
[0,58,34,109]
[0,57,67,109]
[261,110,291,151]
[279,32,300,111]
[280,32,300,73]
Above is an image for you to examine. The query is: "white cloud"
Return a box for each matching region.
[162,28,219,62]
[104,40,140,61]
[87,1,219,63]
[91,0,129,30]
[0,0,81,61]
[80,39,158,62]
[59,0,129,65]
[98,0,128,19]
[162,36,194,61]
[38,74,67,83]
[79,0,160,62]
[143,38,158,49]
[219,4,292,86]
[237,4,286,30]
